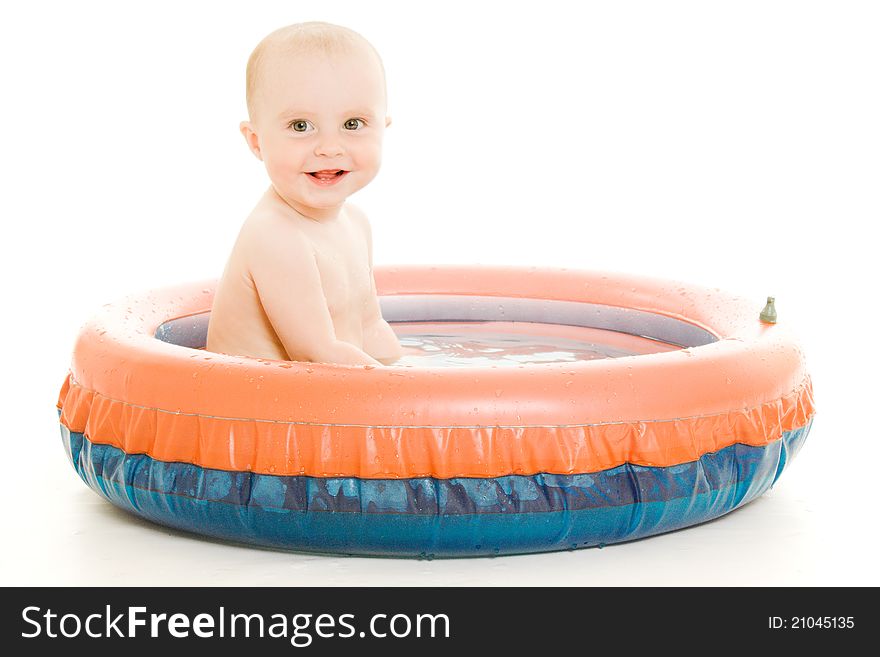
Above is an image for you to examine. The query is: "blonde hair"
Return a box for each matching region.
[245,22,386,120]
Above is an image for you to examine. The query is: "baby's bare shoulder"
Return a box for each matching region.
[238,203,311,258]
[345,202,370,224]
[344,202,372,239]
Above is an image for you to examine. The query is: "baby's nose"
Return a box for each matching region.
[314,137,344,157]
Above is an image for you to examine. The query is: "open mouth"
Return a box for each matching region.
[307,170,349,183]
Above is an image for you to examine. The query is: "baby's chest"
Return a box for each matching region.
[312,243,371,319]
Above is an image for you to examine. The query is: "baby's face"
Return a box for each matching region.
[245,49,389,220]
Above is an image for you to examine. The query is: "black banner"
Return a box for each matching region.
[2,586,867,654]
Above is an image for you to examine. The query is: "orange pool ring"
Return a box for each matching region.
[57,265,814,556]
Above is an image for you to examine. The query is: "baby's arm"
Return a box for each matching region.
[354,209,404,366]
[249,226,381,366]
[362,297,403,365]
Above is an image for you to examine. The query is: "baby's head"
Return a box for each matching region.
[241,22,390,220]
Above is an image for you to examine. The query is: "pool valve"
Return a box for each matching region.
[760,297,777,324]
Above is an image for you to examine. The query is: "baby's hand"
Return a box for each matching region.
[372,345,421,366]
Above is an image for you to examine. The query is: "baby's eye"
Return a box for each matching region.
[288,120,313,133]
[344,118,365,130]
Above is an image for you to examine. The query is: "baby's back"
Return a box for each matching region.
[207,216,290,360]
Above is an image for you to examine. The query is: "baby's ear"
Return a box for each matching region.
[385,116,392,128]
[240,121,263,161]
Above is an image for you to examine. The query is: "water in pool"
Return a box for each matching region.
[392,321,678,367]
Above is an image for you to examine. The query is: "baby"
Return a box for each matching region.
[206,22,403,366]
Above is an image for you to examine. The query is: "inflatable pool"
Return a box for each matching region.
[56,265,814,557]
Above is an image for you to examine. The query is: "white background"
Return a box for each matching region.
[1,0,877,586]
